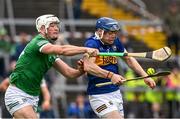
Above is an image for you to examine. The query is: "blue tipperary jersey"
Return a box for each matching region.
[84,34,125,95]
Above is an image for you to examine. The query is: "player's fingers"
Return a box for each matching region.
[77,59,84,65]
[89,49,99,57]
[151,82,156,89]
[121,79,126,82]
[116,78,126,85]
[149,81,156,89]
[79,59,83,62]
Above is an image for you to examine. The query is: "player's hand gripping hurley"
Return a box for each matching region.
[98,46,172,61]
[96,71,171,87]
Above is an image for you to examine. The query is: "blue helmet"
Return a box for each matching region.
[95,17,120,31]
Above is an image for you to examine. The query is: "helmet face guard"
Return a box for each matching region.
[103,23,120,31]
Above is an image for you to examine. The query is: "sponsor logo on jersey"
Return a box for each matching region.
[95,56,117,66]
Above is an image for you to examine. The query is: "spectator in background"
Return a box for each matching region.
[163,67,180,118]
[67,94,96,118]
[0,27,12,52]
[0,59,16,118]
[163,2,180,56]
[73,0,82,19]
[118,27,133,53]
[0,27,12,78]
[12,32,29,60]
[38,79,55,118]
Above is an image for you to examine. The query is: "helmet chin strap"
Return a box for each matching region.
[45,29,48,34]
[95,30,104,39]
[95,30,106,45]
[99,30,104,39]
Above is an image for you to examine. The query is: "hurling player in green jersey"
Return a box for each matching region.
[4,14,98,119]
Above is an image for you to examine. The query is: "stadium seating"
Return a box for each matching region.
[81,0,167,50]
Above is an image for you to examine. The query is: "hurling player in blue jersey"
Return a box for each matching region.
[83,17,156,118]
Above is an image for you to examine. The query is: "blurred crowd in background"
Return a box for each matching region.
[0,0,180,118]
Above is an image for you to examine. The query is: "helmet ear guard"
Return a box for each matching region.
[36,14,60,33]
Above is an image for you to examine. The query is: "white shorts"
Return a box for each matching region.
[89,90,124,117]
[4,85,39,116]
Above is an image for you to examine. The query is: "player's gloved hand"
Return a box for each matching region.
[86,48,99,57]
[144,78,156,89]
[111,73,126,85]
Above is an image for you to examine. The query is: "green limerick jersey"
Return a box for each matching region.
[10,34,57,96]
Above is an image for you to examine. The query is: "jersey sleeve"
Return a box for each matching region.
[36,39,50,52]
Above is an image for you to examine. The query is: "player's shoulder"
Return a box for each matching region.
[30,34,49,47]
[114,37,125,52]
[33,34,48,42]
[85,35,99,43]
[85,35,100,48]
[114,37,124,45]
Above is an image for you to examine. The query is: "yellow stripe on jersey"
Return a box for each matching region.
[95,56,118,66]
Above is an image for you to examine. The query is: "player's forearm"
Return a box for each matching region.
[43,94,50,104]
[41,86,51,110]
[42,87,51,104]
[66,68,84,79]
[59,45,88,55]
[42,44,88,56]
[83,55,109,78]
[54,59,84,78]
[65,66,85,78]
[56,45,88,56]
[125,57,148,76]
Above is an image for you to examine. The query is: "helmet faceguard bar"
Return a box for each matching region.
[103,23,120,31]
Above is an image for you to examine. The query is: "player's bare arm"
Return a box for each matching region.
[53,59,84,78]
[41,43,98,56]
[83,54,126,85]
[123,56,156,88]
[41,85,51,110]
[0,78,9,91]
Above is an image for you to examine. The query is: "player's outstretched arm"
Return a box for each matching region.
[123,56,156,89]
[83,54,126,85]
[41,43,98,56]
[53,58,84,79]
